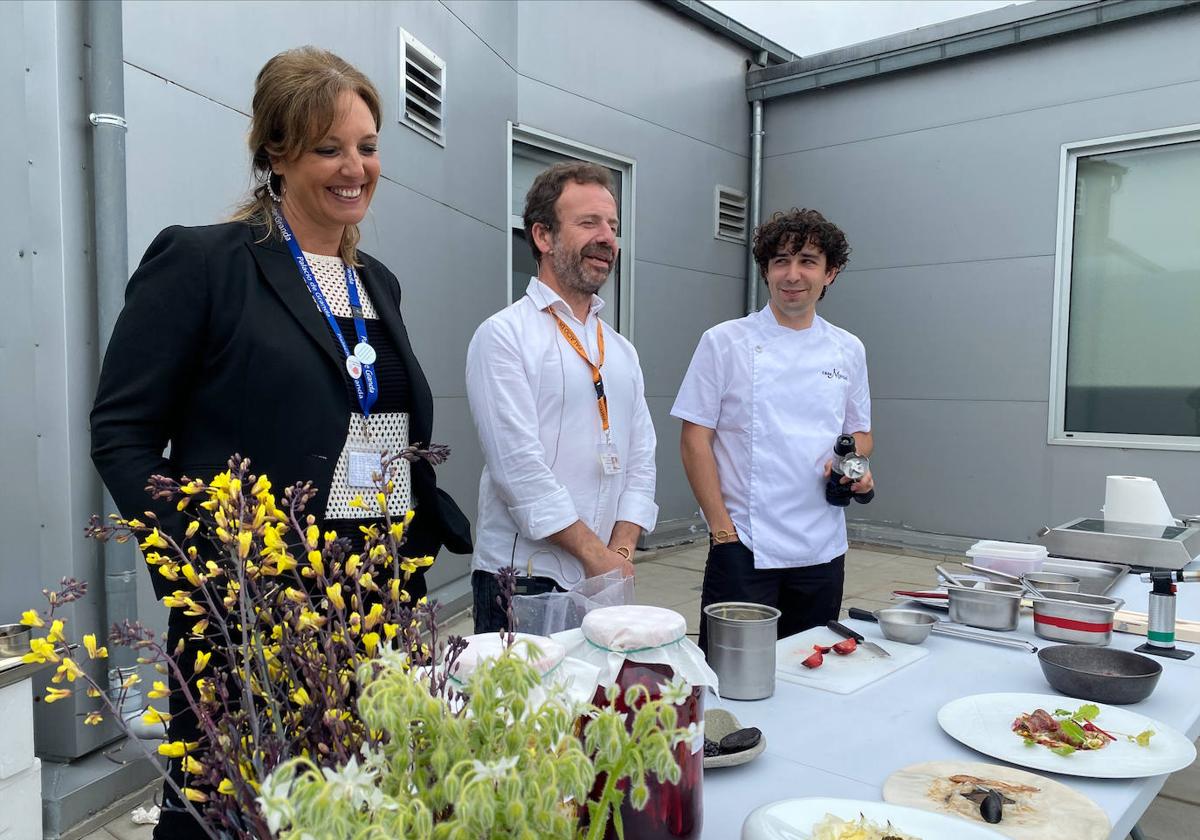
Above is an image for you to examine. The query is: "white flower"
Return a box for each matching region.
[319,756,385,810]
[469,754,519,783]
[671,721,704,753]
[256,768,295,835]
[656,677,691,706]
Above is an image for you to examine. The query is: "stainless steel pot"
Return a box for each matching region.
[703,602,780,701]
[946,581,1023,631]
[1022,572,1081,593]
[1031,591,1124,645]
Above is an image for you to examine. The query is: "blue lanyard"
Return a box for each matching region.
[272,208,379,418]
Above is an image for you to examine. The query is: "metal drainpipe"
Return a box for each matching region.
[744,58,766,315]
[87,0,145,729]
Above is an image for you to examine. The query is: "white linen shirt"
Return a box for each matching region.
[466,277,658,588]
[671,307,871,569]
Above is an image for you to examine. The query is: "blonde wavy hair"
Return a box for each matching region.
[232,46,382,266]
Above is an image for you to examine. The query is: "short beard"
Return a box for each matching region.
[549,237,613,297]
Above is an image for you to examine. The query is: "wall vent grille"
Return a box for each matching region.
[715,185,747,242]
[400,29,445,146]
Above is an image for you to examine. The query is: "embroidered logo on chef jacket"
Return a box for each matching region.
[821,368,849,382]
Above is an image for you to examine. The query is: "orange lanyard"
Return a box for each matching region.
[548,309,610,440]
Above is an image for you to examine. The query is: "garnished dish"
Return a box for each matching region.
[1011,704,1154,756]
[883,760,1111,840]
[937,693,1196,779]
[811,812,920,840]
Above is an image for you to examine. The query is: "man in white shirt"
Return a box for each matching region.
[466,162,658,633]
[672,208,874,652]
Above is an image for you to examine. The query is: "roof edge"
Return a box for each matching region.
[659,0,799,65]
[747,0,1200,101]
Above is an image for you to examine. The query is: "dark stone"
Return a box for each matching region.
[718,727,762,754]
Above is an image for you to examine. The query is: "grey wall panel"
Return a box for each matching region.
[358,183,506,398]
[632,259,744,400]
[764,77,1200,272]
[517,75,748,282]
[442,0,518,71]
[854,398,1052,541]
[819,256,1055,403]
[645,396,699,529]
[124,66,252,253]
[764,12,1200,157]
[516,0,752,155]
[123,0,517,231]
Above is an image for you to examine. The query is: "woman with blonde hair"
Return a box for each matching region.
[91,46,470,837]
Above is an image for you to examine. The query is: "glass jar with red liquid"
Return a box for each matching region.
[570,605,719,840]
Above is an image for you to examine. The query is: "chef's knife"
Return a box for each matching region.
[827,619,890,658]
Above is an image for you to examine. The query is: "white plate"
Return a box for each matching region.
[742,796,1008,840]
[937,692,1197,779]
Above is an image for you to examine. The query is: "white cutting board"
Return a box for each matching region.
[775,626,929,694]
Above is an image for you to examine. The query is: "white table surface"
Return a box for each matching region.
[702,562,1200,840]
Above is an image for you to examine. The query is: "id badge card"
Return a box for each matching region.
[347,449,383,488]
[598,442,622,475]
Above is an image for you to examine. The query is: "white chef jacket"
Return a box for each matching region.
[466,277,658,588]
[671,306,870,569]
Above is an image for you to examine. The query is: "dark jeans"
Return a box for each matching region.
[698,540,845,654]
[471,569,565,634]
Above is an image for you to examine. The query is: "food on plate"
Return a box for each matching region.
[801,639,858,668]
[926,773,1040,825]
[1011,704,1155,756]
[811,812,920,840]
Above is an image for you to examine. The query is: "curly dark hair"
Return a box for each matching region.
[752,208,851,300]
[522,161,614,263]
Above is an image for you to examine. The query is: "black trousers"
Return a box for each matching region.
[471,569,565,634]
[697,540,845,654]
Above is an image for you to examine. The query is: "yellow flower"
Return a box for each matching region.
[142,706,171,725]
[325,583,345,612]
[375,492,388,511]
[22,637,60,664]
[44,687,72,703]
[305,525,319,546]
[197,678,216,704]
[290,687,311,706]
[148,680,169,699]
[182,787,208,803]
[157,563,180,582]
[237,530,253,560]
[345,553,361,577]
[181,563,203,587]
[306,550,325,577]
[283,587,306,604]
[184,519,200,539]
[83,711,104,726]
[191,619,209,637]
[361,632,380,656]
[162,593,188,609]
[383,623,398,641]
[364,603,384,630]
[348,494,366,509]
[54,659,85,683]
[139,529,169,551]
[20,610,44,628]
[251,475,271,497]
[157,740,199,758]
[218,778,236,796]
[183,755,204,775]
[121,672,141,690]
[83,633,109,660]
[296,610,326,632]
[47,620,66,644]
[194,650,212,674]
[388,522,406,542]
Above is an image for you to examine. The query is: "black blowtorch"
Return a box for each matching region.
[825,434,875,507]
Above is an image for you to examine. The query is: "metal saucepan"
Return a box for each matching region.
[945,581,1024,631]
[0,623,32,658]
[1029,590,1124,646]
[1038,644,1161,704]
[963,562,1081,596]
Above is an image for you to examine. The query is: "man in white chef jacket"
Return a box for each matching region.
[672,208,873,652]
[466,161,658,634]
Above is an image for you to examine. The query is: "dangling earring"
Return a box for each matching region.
[266,172,283,203]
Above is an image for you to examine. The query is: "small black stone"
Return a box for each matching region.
[718,727,762,754]
[703,738,722,757]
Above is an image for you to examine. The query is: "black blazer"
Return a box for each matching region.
[91,221,471,599]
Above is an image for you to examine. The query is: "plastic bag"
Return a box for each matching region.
[511,570,632,636]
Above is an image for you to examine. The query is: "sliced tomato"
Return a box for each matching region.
[831,638,857,655]
[801,650,824,669]
[812,644,832,654]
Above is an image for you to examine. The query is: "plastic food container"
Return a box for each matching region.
[946,581,1023,631]
[965,540,1048,577]
[1031,591,1124,646]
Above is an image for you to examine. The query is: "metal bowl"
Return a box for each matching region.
[875,608,937,644]
[1031,591,1123,646]
[0,623,31,658]
[1038,644,1162,705]
[946,581,1023,631]
[1023,572,1081,593]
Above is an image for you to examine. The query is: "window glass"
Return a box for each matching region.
[1064,140,1200,437]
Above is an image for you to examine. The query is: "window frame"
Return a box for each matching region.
[505,123,637,338]
[1048,122,1200,451]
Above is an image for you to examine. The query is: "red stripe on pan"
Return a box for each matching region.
[1034,614,1112,633]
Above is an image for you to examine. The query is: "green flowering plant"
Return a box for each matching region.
[19,449,451,839]
[257,622,690,840]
